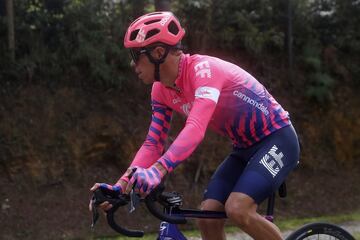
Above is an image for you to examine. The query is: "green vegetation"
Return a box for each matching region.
[1,0,132,88]
[1,0,359,96]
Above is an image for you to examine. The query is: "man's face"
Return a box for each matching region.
[132,57,155,84]
[130,48,155,84]
[130,46,167,84]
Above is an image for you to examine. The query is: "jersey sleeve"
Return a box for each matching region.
[157,59,224,172]
[130,85,173,168]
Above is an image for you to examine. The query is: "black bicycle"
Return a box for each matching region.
[91,182,356,240]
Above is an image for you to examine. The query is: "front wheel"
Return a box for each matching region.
[286,222,355,240]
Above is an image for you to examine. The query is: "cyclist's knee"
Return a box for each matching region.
[225,192,257,228]
[200,198,225,212]
[197,199,225,230]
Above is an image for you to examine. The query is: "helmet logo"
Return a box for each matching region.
[136,28,146,43]
[160,15,171,26]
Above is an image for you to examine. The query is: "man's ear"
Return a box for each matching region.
[154,46,166,59]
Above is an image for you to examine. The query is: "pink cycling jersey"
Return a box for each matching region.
[129,53,290,172]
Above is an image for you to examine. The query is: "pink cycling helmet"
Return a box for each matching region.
[124,11,185,48]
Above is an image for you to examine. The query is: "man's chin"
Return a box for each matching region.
[142,78,155,85]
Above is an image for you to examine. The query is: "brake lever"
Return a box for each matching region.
[129,189,140,213]
[90,196,99,229]
[127,168,140,213]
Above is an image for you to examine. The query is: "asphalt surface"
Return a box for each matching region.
[187,221,360,239]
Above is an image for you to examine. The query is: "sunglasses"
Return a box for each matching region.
[129,48,147,63]
[129,44,172,63]
[129,46,158,63]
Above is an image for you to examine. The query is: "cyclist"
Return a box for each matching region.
[90,11,300,240]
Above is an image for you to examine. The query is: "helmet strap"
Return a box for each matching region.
[145,47,170,82]
[154,63,161,82]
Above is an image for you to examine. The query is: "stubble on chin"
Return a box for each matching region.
[141,77,155,85]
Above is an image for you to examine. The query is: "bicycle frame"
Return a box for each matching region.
[156,208,227,240]
[156,192,277,240]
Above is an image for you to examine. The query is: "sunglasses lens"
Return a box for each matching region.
[129,49,140,62]
[129,48,152,63]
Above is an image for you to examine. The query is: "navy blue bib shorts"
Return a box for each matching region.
[204,125,300,205]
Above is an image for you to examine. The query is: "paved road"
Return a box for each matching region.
[187,221,360,239]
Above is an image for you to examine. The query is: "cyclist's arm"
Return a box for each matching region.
[130,100,173,168]
[157,87,220,172]
[116,85,171,185]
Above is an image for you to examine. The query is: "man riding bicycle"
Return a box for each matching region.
[90,11,300,240]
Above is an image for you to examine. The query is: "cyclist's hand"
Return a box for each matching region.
[89,183,124,212]
[116,167,135,185]
[126,164,166,196]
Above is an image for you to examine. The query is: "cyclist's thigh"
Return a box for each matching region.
[203,150,249,204]
[233,125,300,205]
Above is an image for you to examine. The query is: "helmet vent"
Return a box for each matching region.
[146,29,160,40]
[130,29,140,41]
[168,20,179,35]
[144,19,161,25]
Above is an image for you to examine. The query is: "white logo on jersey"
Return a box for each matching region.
[172,97,182,104]
[233,90,269,116]
[194,61,212,78]
[259,145,284,178]
[181,102,193,116]
[195,86,220,103]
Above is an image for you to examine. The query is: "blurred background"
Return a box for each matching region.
[0,0,359,239]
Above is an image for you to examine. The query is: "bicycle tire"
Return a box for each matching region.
[286,222,355,240]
